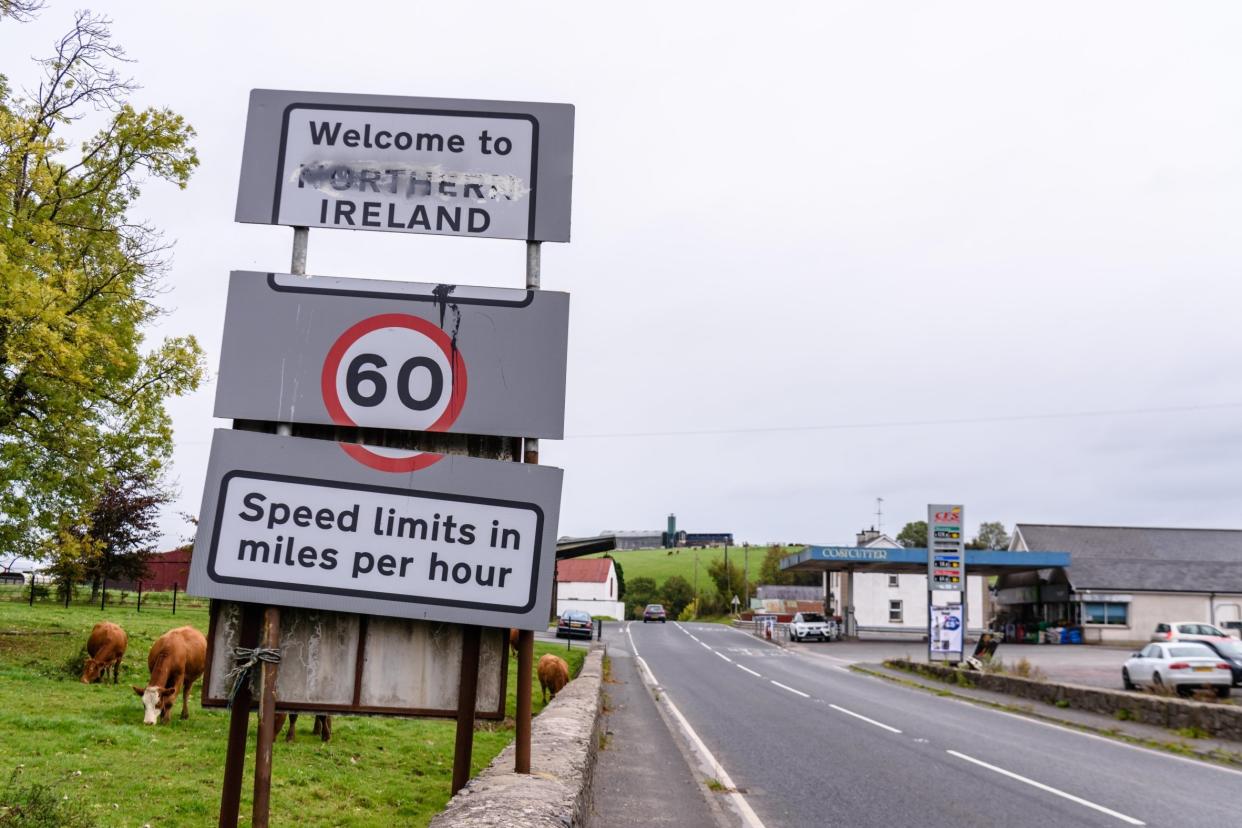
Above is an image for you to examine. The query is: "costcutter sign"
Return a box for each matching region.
[214,272,570,453]
[187,429,563,631]
[234,89,575,242]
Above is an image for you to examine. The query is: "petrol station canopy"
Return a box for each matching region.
[780,546,1070,576]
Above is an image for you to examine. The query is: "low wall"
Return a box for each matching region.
[429,647,604,828]
[886,659,1242,742]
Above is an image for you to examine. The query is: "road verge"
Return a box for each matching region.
[429,646,604,828]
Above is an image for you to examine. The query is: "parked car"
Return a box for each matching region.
[1122,642,1232,697]
[556,609,593,640]
[1150,621,1233,643]
[1198,638,1242,686]
[787,612,834,642]
[642,604,667,623]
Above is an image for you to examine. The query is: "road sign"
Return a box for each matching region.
[927,503,965,591]
[235,89,575,242]
[187,428,562,631]
[203,602,509,719]
[214,272,569,450]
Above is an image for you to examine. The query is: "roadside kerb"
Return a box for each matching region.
[430,646,604,828]
[885,658,1242,742]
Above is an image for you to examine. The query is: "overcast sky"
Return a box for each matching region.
[4,2,1241,550]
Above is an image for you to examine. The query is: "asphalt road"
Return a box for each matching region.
[619,620,1242,828]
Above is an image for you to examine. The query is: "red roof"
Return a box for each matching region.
[556,558,613,583]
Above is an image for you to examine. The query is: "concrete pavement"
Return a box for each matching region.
[624,620,1241,827]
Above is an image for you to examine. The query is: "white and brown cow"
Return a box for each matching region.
[132,626,206,725]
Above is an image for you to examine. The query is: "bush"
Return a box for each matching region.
[0,767,96,827]
[677,600,698,622]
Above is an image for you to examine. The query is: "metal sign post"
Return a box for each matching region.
[204,88,573,825]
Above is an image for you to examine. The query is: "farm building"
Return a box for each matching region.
[555,557,625,620]
[996,524,1242,644]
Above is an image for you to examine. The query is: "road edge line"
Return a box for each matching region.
[628,624,768,828]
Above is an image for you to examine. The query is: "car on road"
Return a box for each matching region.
[788,612,834,642]
[1151,621,1233,643]
[556,609,594,640]
[1122,642,1232,697]
[642,604,667,623]
[1198,638,1242,686]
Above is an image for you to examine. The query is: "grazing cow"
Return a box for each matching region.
[509,628,520,655]
[537,653,570,703]
[81,622,128,684]
[132,626,206,725]
[273,712,333,743]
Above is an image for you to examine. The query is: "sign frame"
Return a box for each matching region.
[927,503,966,591]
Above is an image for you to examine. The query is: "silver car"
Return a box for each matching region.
[1122,642,1232,698]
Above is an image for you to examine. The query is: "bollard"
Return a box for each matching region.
[596,618,602,641]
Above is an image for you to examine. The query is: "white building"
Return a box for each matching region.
[555,558,625,620]
[829,529,986,635]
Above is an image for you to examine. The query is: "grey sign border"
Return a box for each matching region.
[207,469,544,614]
[273,103,540,239]
[263,272,534,309]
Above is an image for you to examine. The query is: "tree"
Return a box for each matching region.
[897,521,927,549]
[40,523,100,602]
[706,557,744,604]
[659,575,694,617]
[81,471,170,593]
[757,544,819,588]
[972,521,1010,550]
[625,576,658,619]
[607,555,625,601]
[0,10,205,557]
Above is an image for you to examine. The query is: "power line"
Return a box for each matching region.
[563,401,1242,440]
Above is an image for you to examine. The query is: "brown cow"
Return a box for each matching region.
[273,712,333,743]
[537,653,569,703]
[509,628,520,655]
[132,626,206,725]
[81,622,127,684]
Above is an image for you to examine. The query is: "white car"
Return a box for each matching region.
[1151,621,1233,643]
[1122,642,1232,698]
[787,612,834,642]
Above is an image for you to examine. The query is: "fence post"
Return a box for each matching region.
[64,584,70,609]
[29,576,34,607]
[172,582,178,615]
[100,580,106,612]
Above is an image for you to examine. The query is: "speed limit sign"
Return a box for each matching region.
[321,314,468,471]
[215,272,570,450]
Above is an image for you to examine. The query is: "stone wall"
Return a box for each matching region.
[887,659,1242,741]
[429,647,604,828]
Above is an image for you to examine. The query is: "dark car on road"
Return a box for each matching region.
[643,603,667,623]
[1199,638,1242,685]
[556,609,594,640]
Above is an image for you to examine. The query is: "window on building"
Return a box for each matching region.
[1084,602,1129,625]
[889,600,903,623]
[888,575,899,588]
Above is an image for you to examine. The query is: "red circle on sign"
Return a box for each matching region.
[321,313,468,472]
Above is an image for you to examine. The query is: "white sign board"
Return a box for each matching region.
[930,603,964,660]
[235,89,575,242]
[188,429,562,631]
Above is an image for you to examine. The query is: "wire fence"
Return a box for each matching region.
[0,580,209,613]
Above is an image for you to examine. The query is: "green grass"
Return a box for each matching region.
[0,600,584,827]
[589,546,798,599]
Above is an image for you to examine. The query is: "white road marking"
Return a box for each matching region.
[770,680,810,698]
[715,651,733,663]
[699,641,711,650]
[737,664,762,677]
[626,624,768,828]
[946,750,1145,825]
[828,704,903,734]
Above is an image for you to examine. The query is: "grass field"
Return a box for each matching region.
[588,545,801,598]
[0,599,584,827]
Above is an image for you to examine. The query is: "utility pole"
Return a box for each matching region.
[693,550,699,619]
[724,543,730,608]
[743,542,749,612]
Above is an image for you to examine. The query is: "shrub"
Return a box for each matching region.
[0,767,96,827]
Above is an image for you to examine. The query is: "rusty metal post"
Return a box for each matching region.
[172,582,178,615]
[516,629,533,773]
[252,606,281,827]
[451,624,482,794]
[219,603,261,828]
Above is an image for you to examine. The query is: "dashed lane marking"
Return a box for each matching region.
[737,664,762,678]
[828,704,903,734]
[946,750,1144,825]
[770,680,810,698]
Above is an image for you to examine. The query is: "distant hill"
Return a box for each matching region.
[587,545,805,602]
